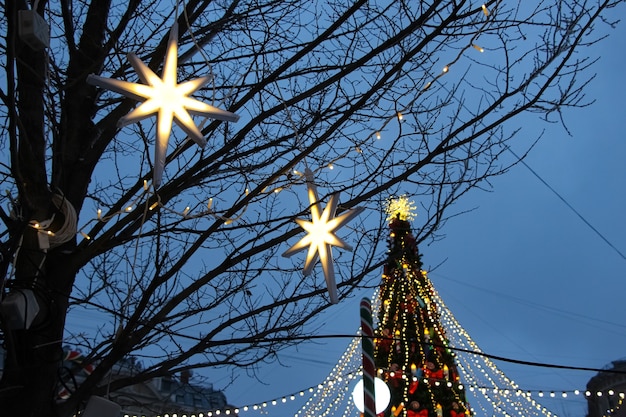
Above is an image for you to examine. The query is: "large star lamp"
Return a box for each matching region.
[87,23,239,187]
[283,168,364,304]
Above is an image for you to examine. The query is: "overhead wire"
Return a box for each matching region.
[60,290,625,376]
[432,271,626,331]
[507,147,626,262]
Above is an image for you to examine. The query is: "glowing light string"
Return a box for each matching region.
[88,287,621,417]
[287,272,567,417]
[133,383,626,417]
[372,3,491,140]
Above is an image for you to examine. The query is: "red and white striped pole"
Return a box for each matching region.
[360,297,376,417]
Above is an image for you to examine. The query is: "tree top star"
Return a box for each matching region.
[87,23,239,187]
[283,168,364,304]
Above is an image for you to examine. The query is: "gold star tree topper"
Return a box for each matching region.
[283,168,364,304]
[87,23,239,187]
[385,195,417,222]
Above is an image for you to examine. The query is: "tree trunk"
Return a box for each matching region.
[0,2,76,416]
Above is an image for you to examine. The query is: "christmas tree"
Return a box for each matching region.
[375,198,469,417]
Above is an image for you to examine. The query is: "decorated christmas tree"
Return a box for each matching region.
[375,198,469,417]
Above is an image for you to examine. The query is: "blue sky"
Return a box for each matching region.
[56,7,625,417]
[210,12,626,417]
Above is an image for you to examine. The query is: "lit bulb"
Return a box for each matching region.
[352,378,391,414]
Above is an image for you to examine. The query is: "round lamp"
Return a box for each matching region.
[352,377,391,414]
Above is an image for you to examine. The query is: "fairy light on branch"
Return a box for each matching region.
[368,2,493,142]
[79,184,250,240]
[472,44,485,53]
[81,160,324,241]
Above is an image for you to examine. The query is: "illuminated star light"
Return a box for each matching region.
[87,23,239,187]
[385,195,417,222]
[283,168,364,304]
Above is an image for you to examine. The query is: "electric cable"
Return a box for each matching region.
[60,286,626,376]
[507,147,626,262]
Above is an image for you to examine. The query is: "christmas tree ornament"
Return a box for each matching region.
[282,168,363,304]
[87,23,239,187]
[385,195,417,222]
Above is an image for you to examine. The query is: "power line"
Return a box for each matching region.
[217,334,626,375]
[433,271,626,331]
[508,147,626,261]
[59,291,621,376]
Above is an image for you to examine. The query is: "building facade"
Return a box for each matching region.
[586,359,626,417]
[0,347,231,416]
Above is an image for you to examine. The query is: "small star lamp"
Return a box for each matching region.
[282,168,364,304]
[87,23,239,187]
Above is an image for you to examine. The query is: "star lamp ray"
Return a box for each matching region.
[282,168,364,304]
[86,23,239,187]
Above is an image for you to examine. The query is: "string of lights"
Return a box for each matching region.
[54,2,621,416]
[63,288,626,375]
[110,280,626,417]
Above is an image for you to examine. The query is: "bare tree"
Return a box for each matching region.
[0,0,621,415]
